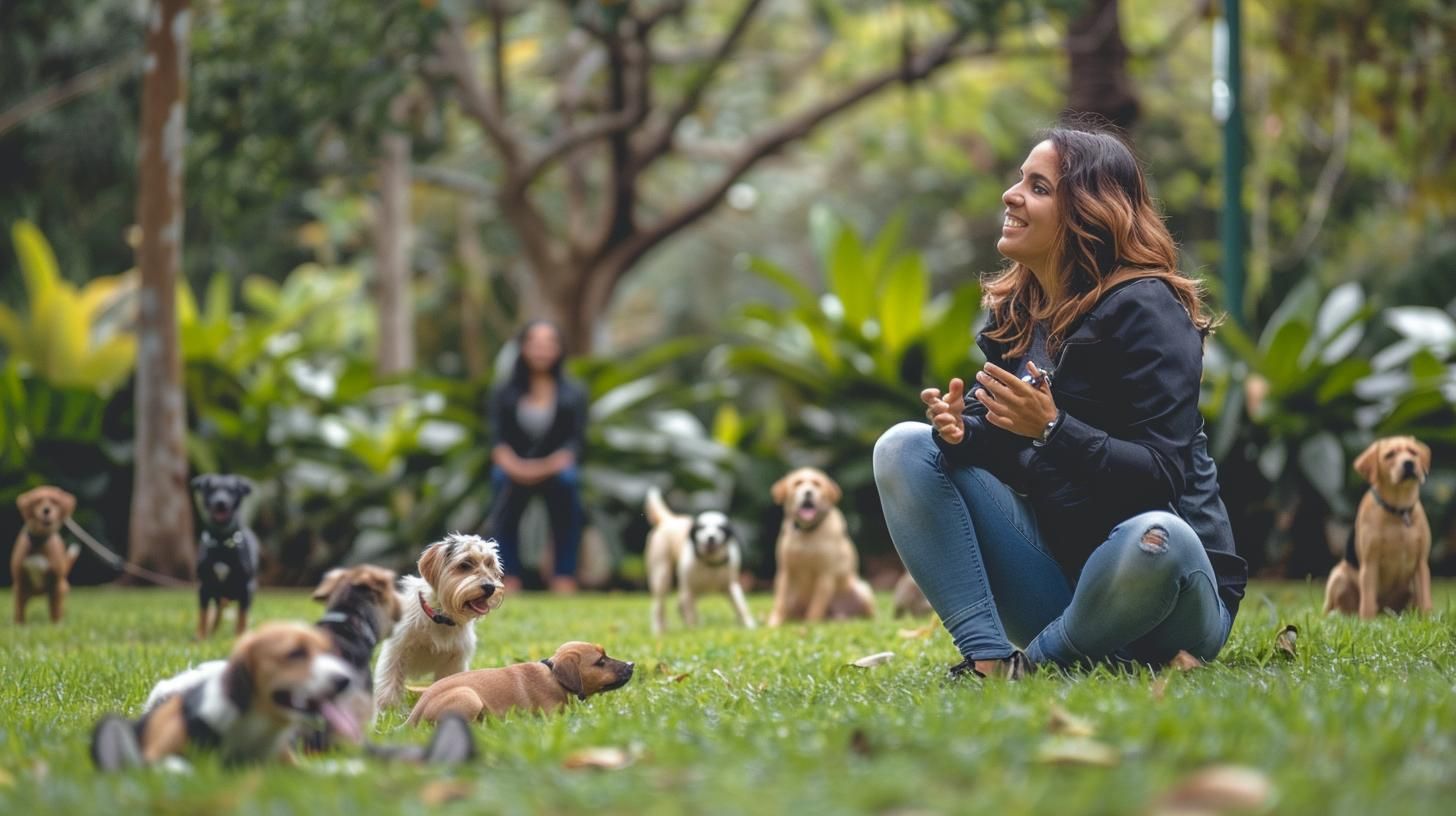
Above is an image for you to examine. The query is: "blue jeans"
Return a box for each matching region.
[488,465,584,579]
[872,422,1231,669]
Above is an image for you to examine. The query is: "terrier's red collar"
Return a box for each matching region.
[419,591,456,626]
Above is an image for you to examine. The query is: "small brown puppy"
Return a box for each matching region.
[11,486,80,624]
[766,467,876,626]
[406,641,634,726]
[1324,436,1433,618]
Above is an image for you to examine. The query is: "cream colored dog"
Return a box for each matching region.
[1324,436,1433,618]
[644,487,755,635]
[373,533,505,709]
[766,468,875,625]
[406,641,634,726]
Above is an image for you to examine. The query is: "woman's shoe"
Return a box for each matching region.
[947,650,1031,681]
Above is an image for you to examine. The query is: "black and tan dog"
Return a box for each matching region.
[1324,436,1434,618]
[91,622,357,768]
[406,641,634,726]
[10,486,81,624]
[191,474,261,638]
[301,565,404,752]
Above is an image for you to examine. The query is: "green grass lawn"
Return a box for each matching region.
[2,582,1454,815]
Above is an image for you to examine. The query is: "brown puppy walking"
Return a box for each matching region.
[1323,436,1433,618]
[407,641,633,726]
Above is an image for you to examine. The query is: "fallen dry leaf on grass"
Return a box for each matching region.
[563,745,643,771]
[404,684,431,694]
[1046,704,1096,738]
[897,623,936,639]
[1275,625,1298,659]
[1035,736,1120,767]
[420,780,474,805]
[848,651,895,668]
[1168,651,1204,671]
[1149,765,1273,815]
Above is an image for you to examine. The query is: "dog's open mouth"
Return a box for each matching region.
[272,690,361,743]
[210,508,233,525]
[465,593,501,617]
[795,504,818,522]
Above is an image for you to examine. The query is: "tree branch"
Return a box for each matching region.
[436,15,522,165]
[637,0,766,168]
[0,52,140,137]
[489,0,508,112]
[1289,89,1351,260]
[614,24,977,274]
[413,164,496,199]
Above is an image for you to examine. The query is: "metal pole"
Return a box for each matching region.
[1213,0,1245,326]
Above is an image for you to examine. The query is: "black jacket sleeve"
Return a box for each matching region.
[1035,284,1203,508]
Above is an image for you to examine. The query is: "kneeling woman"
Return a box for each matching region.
[873,127,1247,679]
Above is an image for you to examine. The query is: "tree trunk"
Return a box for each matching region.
[375,101,414,377]
[129,0,195,582]
[1063,0,1139,129]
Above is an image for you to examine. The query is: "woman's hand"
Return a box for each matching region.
[974,361,1059,438]
[921,378,967,445]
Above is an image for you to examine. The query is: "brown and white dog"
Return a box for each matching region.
[1324,436,1433,618]
[302,565,403,750]
[644,487,755,635]
[373,533,505,709]
[10,486,80,624]
[96,622,358,768]
[766,468,876,625]
[406,641,634,726]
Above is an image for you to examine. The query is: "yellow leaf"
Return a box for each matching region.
[562,745,641,771]
[1046,705,1096,738]
[1152,765,1274,815]
[848,651,895,668]
[1034,736,1119,767]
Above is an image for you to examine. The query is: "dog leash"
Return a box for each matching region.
[63,517,194,588]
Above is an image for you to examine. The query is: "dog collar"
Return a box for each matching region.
[539,658,587,701]
[318,609,380,650]
[418,591,456,626]
[201,529,244,549]
[1369,489,1416,528]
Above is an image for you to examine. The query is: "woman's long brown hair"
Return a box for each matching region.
[981,127,1219,360]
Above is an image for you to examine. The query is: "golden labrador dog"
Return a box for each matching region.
[1324,436,1433,618]
[406,641,633,726]
[766,468,875,625]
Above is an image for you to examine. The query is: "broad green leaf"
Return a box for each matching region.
[1258,276,1320,354]
[867,210,908,281]
[1261,320,1314,393]
[827,227,873,329]
[1316,358,1372,404]
[878,254,928,355]
[12,221,61,313]
[712,404,745,448]
[925,283,982,383]
[242,275,283,313]
[747,257,817,311]
[808,204,840,268]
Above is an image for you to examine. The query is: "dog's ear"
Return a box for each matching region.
[190,475,210,494]
[820,473,842,504]
[16,488,38,516]
[223,645,256,712]
[54,488,76,518]
[418,542,447,586]
[1353,441,1381,485]
[1414,439,1432,479]
[550,650,585,700]
[770,475,790,506]
[312,568,345,602]
[236,477,254,497]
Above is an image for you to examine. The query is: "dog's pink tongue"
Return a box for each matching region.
[797,507,816,520]
[319,700,361,743]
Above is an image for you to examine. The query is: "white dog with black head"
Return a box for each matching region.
[644,488,755,635]
[372,533,505,709]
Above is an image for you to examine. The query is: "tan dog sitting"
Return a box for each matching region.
[1324,436,1433,618]
[406,642,634,726]
[11,486,81,624]
[766,468,876,625]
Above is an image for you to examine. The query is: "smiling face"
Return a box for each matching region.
[997,140,1063,276]
[418,533,506,620]
[191,474,252,529]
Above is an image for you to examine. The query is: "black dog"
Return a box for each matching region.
[300,565,403,753]
[190,474,260,638]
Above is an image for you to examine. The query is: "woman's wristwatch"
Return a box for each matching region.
[1032,410,1064,448]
